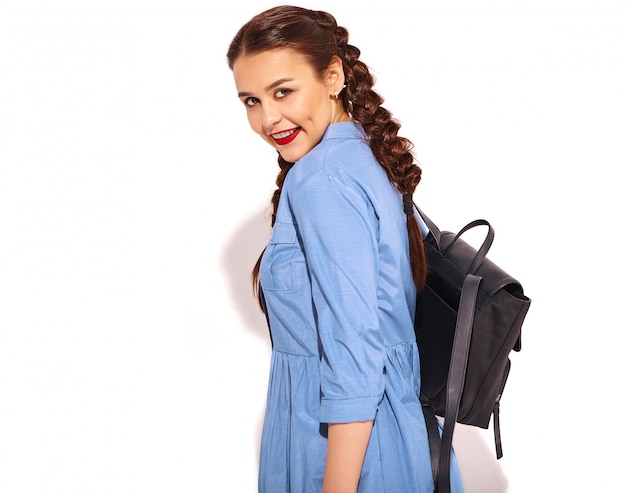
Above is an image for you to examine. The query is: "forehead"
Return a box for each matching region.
[232,48,320,91]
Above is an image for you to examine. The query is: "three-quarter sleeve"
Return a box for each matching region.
[289,171,384,424]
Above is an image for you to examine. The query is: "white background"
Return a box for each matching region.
[1,0,624,491]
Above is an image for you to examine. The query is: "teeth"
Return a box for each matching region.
[272,129,296,140]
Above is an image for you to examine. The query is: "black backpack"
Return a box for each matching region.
[414,210,531,493]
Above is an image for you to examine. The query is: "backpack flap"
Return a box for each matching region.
[415,223,531,428]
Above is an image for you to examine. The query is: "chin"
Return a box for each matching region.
[279,152,300,163]
[279,145,314,164]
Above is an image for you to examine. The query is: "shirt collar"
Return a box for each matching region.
[321,121,367,141]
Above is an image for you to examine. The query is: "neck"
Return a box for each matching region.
[331,101,352,124]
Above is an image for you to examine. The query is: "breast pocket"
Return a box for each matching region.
[260,221,299,291]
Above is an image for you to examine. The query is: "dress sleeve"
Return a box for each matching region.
[289,172,384,424]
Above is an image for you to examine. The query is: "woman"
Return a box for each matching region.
[227,6,464,493]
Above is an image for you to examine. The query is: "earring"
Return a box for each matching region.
[333,85,347,99]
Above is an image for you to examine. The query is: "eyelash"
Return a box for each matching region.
[244,88,292,108]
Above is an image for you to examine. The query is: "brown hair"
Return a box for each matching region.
[227,6,427,299]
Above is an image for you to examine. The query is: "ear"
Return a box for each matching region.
[325,56,346,95]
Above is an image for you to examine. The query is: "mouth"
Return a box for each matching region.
[270,127,301,146]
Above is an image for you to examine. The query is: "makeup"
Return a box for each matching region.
[272,127,301,146]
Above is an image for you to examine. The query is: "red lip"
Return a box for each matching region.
[272,127,301,146]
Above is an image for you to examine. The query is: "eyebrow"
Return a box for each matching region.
[237,78,294,98]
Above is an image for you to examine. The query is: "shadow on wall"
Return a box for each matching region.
[221,207,273,343]
[220,208,509,492]
[220,207,272,467]
[452,423,509,493]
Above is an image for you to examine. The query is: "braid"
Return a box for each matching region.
[335,28,427,290]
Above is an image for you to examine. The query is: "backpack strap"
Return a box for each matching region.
[436,273,482,493]
[493,358,511,459]
[422,403,441,486]
[414,206,441,246]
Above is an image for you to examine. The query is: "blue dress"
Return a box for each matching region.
[258,122,464,492]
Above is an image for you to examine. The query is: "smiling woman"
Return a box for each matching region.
[226,5,464,493]
[232,49,350,163]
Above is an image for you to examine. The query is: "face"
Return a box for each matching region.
[232,48,347,163]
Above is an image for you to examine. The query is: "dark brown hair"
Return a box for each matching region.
[227,5,427,299]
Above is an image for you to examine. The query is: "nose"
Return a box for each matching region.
[261,102,281,132]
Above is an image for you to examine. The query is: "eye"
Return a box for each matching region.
[275,88,292,98]
[244,97,260,107]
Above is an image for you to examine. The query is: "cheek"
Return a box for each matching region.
[308,93,332,122]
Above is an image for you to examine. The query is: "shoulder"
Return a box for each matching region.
[283,123,401,221]
[288,122,381,188]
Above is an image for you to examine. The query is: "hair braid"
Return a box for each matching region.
[335,28,427,289]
